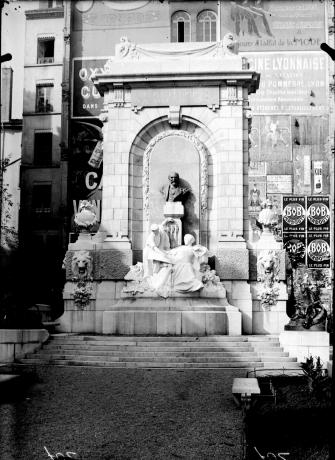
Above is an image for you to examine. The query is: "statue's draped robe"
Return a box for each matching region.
[148,245,207,297]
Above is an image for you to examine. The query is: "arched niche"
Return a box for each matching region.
[129,121,211,264]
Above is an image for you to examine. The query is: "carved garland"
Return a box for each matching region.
[143,130,208,219]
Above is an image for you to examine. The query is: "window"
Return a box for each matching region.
[36,84,53,112]
[34,132,53,165]
[37,38,54,64]
[197,10,217,42]
[171,11,191,43]
[32,184,52,215]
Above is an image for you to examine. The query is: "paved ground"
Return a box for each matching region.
[0,366,245,460]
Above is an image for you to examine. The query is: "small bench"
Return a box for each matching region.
[232,378,260,407]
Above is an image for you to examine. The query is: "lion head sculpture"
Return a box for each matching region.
[257,250,280,281]
[71,250,93,280]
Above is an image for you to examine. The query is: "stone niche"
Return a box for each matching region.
[148,133,200,243]
[60,36,263,335]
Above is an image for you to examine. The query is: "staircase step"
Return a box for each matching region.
[18,335,298,370]
[41,345,254,353]
[19,359,265,368]
[32,350,259,358]
[25,354,264,363]
[49,335,251,342]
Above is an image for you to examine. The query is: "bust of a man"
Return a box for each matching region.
[161,172,189,203]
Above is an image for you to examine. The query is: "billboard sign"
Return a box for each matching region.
[72,57,107,118]
[223,1,325,52]
[246,52,328,114]
[282,195,331,268]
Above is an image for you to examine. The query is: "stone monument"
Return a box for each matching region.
[60,35,264,336]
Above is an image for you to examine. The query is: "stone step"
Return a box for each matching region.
[42,345,255,353]
[25,354,265,363]
[46,340,280,349]
[19,359,266,368]
[33,350,260,358]
[49,334,280,343]
[252,362,301,369]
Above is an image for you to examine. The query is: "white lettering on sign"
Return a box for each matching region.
[81,86,100,100]
[79,67,104,82]
[85,171,99,190]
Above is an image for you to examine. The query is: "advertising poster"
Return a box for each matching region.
[283,232,307,265]
[267,175,292,194]
[306,196,330,232]
[72,58,107,118]
[246,52,328,114]
[267,193,282,215]
[282,196,306,233]
[307,233,331,268]
[248,176,267,212]
[249,115,291,162]
[69,120,103,231]
[222,0,325,52]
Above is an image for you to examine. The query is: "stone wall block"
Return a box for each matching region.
[215,249,249,280]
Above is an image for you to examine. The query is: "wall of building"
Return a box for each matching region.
[69,0,333,246]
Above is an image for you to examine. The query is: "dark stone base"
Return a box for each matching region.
[284,318,326,332]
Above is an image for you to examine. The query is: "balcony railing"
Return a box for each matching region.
[37,57,54,64]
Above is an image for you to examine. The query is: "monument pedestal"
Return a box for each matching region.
[102,295,241,336]
[162,202,184,248]
[279,330,330,365]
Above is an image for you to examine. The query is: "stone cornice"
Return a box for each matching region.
[25,8,64,20]
[92,37,260,97]
[93,71,260,96]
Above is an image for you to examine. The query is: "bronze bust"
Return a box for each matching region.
[161,172,189,203]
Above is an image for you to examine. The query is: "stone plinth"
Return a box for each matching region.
[250,282,289,334]
[255,230,282,250]
[102,296,241,336]
[279,330,330,365]
[0,329,49,363]
[164,202,184,218]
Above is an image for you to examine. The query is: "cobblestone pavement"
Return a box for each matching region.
[0,366,245,460]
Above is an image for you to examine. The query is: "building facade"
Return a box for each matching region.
[17,0,334,305]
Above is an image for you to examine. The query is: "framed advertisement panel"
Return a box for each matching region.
[307,233,331,268]
[306,196,330,233]
[282,196,306,233]
[283,232,307,266]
